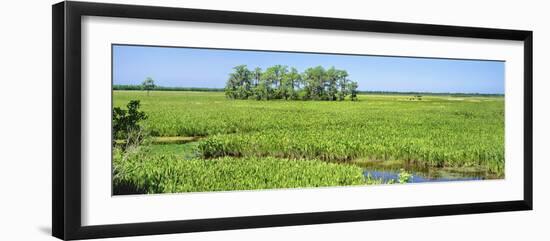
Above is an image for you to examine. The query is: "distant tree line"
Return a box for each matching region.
[224,65,359,101]
[113,85,224,92]
[356,90,504,97]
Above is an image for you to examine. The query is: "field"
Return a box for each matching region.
[112,90,504,194]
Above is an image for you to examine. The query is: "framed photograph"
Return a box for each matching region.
[52,1,533,240]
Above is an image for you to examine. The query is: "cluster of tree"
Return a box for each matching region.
[224,65,359,101]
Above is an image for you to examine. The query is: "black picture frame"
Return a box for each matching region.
[52,1,533,240]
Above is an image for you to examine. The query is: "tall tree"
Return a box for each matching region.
[326,67,339,101]
[303,66,326,100]
[348,81,359,101]
[252,67,264,100]
[271,65,290,99]
[286,67,301,100]
[262,66,287,100]
[336,69,350,101]
[253,67,262,87]
[225,65,252,99]
[141,77,156,96]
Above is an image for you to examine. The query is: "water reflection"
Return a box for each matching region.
[363,169,482,183]
[356,159,500,183]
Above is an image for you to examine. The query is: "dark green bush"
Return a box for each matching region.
[113,100,147,146]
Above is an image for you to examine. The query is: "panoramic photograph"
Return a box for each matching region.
[111,44,505,195]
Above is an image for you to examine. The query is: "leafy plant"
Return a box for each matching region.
[112,100,148,148]
[398,169,413,184]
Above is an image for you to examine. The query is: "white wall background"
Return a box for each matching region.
[0,0,547,240]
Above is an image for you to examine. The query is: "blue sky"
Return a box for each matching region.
[113,45,504,94]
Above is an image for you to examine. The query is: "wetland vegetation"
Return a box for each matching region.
[112,90,504,195]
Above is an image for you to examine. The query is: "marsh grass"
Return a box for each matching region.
[114,91,504,176]
[112,146,372,194]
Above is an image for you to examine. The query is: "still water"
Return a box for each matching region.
[363,169,482,183]
[357,160,498,183]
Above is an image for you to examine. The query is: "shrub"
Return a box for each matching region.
[113,100,148,147]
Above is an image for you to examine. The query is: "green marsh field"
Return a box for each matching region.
[112,90,504,194]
